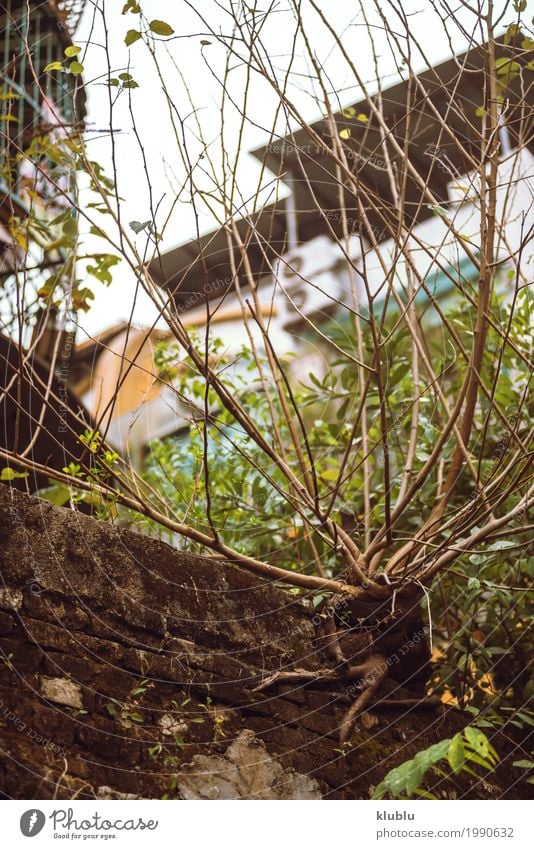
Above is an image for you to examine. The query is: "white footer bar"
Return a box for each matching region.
[4,799,531,848]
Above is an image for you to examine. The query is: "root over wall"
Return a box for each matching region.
[0,487,527,799]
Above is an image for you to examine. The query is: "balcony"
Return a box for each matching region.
[0,1,86,232]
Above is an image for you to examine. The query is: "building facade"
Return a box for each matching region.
[74,34,534,461]
[1,1,85,264]
[0,0,89,490]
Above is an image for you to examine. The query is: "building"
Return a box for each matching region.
[1,1,85,264]
[74,33,534,459]
[0,0,89,491]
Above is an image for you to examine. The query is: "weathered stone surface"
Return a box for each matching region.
[40,677,84,709]
[96,786,140,800]
[0,587,23,611]
[158,714,188,737]
[0,486,530,800]
[177,730,321,800]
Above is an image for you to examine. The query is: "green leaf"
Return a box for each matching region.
[64,45,81,57]
[308,372,324,390]
[87,254,121,286]
[504,23,520,44]
[336,396,350,422]
[63,215,78,237]
[79,429,101,452]
[62,462,82,478]
[447,734,465,774]
[149,19,174,36]
[464,750,493,771]
[71,286,95,312]
[464,726,486,753]
[464,727,498,765]
[69,61,84,75]
[372,739,450,799]
[128,711,144,723]
[125,29,142,46]
[428,203,448,217]
[403,761,425,797]
[36,483,71,506]
[497,60,522,76]
[513,760,534,769]
[44,61,64,72]
[129,219,151,234]
[119,72,133,81]
[320,467,340,481]
[0,467,28,481]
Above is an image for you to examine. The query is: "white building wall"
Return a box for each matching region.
[98,149,533,456]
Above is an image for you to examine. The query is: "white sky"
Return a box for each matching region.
[74,0,516,337]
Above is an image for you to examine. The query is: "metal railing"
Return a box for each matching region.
[1,2,83,218]
[1,2,78,120]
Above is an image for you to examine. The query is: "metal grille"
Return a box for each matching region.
[1,1,82,218]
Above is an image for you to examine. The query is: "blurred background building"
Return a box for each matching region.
[75,35,534,462]
[0,0,89,490]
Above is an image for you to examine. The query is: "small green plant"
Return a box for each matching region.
[131,678,153,698]
[0,652,15,672]
[467,705,534,732]
[44,44,84,75]
[373,727,499,800]
[148,743,163,760]
[0,467,28,481]
[512,760,534,786]
[37,435,120,519]
[104,698,144,727]
[333,741,354,757]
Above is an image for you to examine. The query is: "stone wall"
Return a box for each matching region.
[0,486,527,799]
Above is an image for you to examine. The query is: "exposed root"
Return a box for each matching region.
[254,658,379,693]
[253,667,336,692]
[339,653,389,745]
[254,596,439,744]
[318,614,347,665]
[373,696,442,710]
